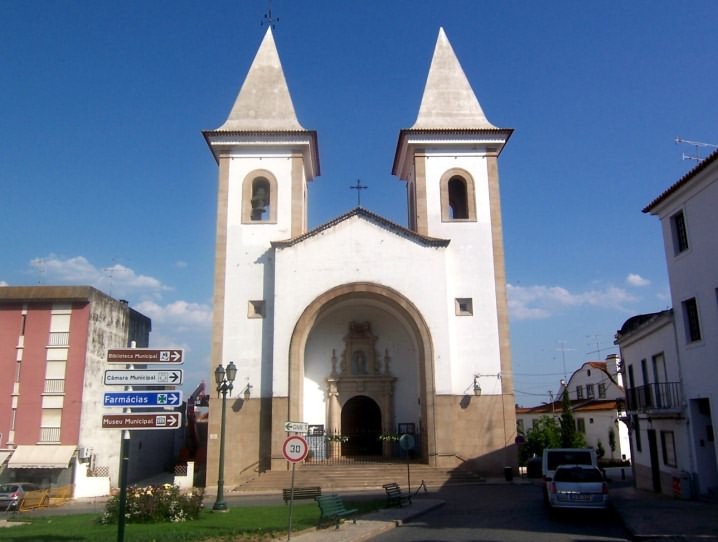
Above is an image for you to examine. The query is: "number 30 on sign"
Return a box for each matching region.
[282,435,308,463]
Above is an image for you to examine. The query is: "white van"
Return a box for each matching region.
[542,448,597,481]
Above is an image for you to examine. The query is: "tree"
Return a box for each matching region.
[596,440,606,460]
[559,391,586,448]
[608,427,616,459]
[519,415,561,464]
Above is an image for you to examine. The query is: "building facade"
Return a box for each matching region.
[0,286,172,496]
[616,149,718,497]
[204,27,517,486]
[516,356,631,462]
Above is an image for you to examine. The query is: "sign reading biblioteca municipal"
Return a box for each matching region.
[106,348,184,364]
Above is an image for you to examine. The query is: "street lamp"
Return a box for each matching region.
[213,361,237,511]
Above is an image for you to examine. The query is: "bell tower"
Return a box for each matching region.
[393,28,515,446]
[203,27,319,398]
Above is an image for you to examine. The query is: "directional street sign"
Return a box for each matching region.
[104,369,183,386]
[101,412,182,430]
[282,435,309,463]
[106,348,184,364]
[103,390,183,408]
[284,421,309,433]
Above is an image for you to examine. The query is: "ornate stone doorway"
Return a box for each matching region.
[325,321,396,458]
[341,395,382,456]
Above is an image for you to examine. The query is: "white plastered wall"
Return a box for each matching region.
[421,151,503,396]
[273,215,450,397]
[221,151,299,395]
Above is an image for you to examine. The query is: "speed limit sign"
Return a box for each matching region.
[283,435,309,463]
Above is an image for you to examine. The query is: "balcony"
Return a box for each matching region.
[44,379,65,394]
[48,332,69,346]
[39,427,61,443]
[625,382,682,415]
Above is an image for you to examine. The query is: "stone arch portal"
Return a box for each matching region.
[285,282,436,463]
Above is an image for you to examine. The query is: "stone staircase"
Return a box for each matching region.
[230,463,486,493]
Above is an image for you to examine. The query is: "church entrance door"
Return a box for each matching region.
[341,395,382,456]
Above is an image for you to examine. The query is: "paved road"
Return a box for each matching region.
[367,484,630,542]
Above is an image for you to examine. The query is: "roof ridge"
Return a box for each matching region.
[271,208,450,248]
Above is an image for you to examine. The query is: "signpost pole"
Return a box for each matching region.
[288,462,296,540]
[399,434,415,495]
[115,341,137,542]
[116,430,130,542]
[282,432,308,540]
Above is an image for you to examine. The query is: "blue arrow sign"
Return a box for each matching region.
[103,391,183,408]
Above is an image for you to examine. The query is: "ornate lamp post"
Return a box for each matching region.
[213,361,237,511]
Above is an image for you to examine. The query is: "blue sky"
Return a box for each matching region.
[1,1,716,405]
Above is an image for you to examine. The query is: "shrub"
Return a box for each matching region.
[100,483,203,524]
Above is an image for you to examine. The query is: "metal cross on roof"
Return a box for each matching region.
[261,0,279,29]
[350,179,367,207]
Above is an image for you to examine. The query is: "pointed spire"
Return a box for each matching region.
[412,27,496,130]
[217,28,304,131]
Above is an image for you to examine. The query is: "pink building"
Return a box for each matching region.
[0,286,172,495]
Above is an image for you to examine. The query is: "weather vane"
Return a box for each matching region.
[261,0,279,29]
[350,179,367,207]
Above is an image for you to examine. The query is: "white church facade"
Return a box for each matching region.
[204,27,517,485]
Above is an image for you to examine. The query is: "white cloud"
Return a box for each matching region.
[0,280,7,286]
[29,255,169,298]
[626,273,651,287]
[23,255,211,383]
[508,283,638,320]
[135,299,212,329]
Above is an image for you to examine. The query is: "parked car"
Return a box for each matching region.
[0,482,41,511]
[542,447,597,481]
[545,464,608,511]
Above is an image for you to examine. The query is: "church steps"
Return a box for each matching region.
[230,464,486,493]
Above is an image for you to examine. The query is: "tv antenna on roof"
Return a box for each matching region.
[585,334,617,358]
[261,0,279,29]
[556,340,574,382]
[675,137,717,162]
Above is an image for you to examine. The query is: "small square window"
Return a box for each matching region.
[455,298,473,316]
[248,300,265,319]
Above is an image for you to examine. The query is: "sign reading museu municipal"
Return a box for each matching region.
[101,413,181,430]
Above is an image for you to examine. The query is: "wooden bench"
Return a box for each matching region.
[19,489,50,511]
[315,494,358,529]
[382,482,412,507]
[282,486,321,503]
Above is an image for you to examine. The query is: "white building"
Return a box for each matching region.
[616,149,718,497]
[516,356,631,462]
[203,27,517,486]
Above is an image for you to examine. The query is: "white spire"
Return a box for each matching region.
[412,27,497,130]
[217,27,304,131]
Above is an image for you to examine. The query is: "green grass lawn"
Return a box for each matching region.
[0,499,382,541]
